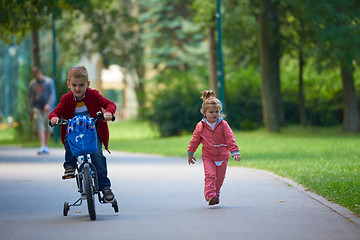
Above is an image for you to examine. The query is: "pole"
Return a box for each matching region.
[216,0,225,113]
[4,50,10,123]
[52,12,59,143]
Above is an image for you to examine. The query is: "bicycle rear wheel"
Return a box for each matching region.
[83,163,96,220]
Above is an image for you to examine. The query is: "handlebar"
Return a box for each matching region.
[49,111,115,127]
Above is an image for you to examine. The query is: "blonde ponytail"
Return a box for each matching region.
[200,90,223,116]
[200,90,216,101]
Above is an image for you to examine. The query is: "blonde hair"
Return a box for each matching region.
[68,66,88,82]
[200,90,223,116]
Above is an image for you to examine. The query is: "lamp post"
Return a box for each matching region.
[52,12,59,143]
[4,46,16,125]
[216,0,225,113]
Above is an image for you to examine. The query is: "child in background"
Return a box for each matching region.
[49,66,117,202]
[187,90,241,205]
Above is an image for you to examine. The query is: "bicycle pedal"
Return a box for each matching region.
[62,174,76,180]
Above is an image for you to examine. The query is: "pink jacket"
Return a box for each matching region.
[187,117,239,161]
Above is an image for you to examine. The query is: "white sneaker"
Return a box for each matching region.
[37,147,50,155]
[43,146,50,154]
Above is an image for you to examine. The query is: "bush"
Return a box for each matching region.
[148,64,350,136]
[225,67,263,130]
[224,65,347,129]
[149,88,202,137]
[147,70,206,137]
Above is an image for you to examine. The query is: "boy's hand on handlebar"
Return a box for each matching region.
[104,112,113,121]
[50,117,59,126]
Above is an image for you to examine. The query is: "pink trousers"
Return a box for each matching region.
[202,159,228,200]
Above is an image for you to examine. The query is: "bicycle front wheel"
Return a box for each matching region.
[83,163,96,220]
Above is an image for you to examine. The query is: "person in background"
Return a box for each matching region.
[29,66,56,155]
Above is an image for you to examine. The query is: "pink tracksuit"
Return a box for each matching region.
[188,117,239,200]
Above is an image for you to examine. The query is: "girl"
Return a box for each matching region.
[187,90,241,205]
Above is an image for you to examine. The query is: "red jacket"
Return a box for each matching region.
[49,88,117,150]
[188,117,239,161]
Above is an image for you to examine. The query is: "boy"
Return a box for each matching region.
[49,66,116,202]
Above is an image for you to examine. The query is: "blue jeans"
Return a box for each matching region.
[64,135,111,190]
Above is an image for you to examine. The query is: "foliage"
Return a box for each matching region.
[222,0,259,68]
[304,0,360,65]
[147,70,205,137]
[15,40,34,140]
[146,62,349,135]
[191,0,216,27]
[1,0,360,135]
[0,43,19,119]
[0,0,94,43]
[225,66,262,130]
[224,60,349,129]
[139,0,207,72]
[57,0,140,68]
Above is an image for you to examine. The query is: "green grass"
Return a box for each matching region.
[1,121,359,216]
[108,121,360,216]
[0,127,16,143]
[231,128,360,216]
[0,125,52,147]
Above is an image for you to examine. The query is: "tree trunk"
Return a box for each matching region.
[258,0,282,132]
[274,56,285,127]
[133,36,146,118]
[340,61,359,132]
[207,25,218,94]
[298,49,307,125]
[132,0,146,119]
[31,26,41,68]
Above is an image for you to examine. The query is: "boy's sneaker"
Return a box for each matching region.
[63,166,76,179]
[102,187,115,203]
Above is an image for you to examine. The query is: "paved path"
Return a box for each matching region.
[0,147,359,240]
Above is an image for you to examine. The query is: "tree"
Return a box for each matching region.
[222,0,259,68]
[281,1,313,126]
[258,0,284,132]
[56,0,147,115]
[306,0,360,132]
[0,0,94,67]
[1,1,47,66]
[192,0,218,94]
[139,0,207,75]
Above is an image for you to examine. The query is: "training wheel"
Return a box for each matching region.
[63,202,70,216]
[112,199,119,213]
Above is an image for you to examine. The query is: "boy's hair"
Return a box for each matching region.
[200,90,223,116]
[68,66,88,81]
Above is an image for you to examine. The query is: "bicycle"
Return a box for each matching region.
[50,111,119,220]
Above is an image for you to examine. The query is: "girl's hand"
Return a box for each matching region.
[233,154,241,162]
[188,156,196,165]
[104,112,113,121]
[50,117,59,126]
